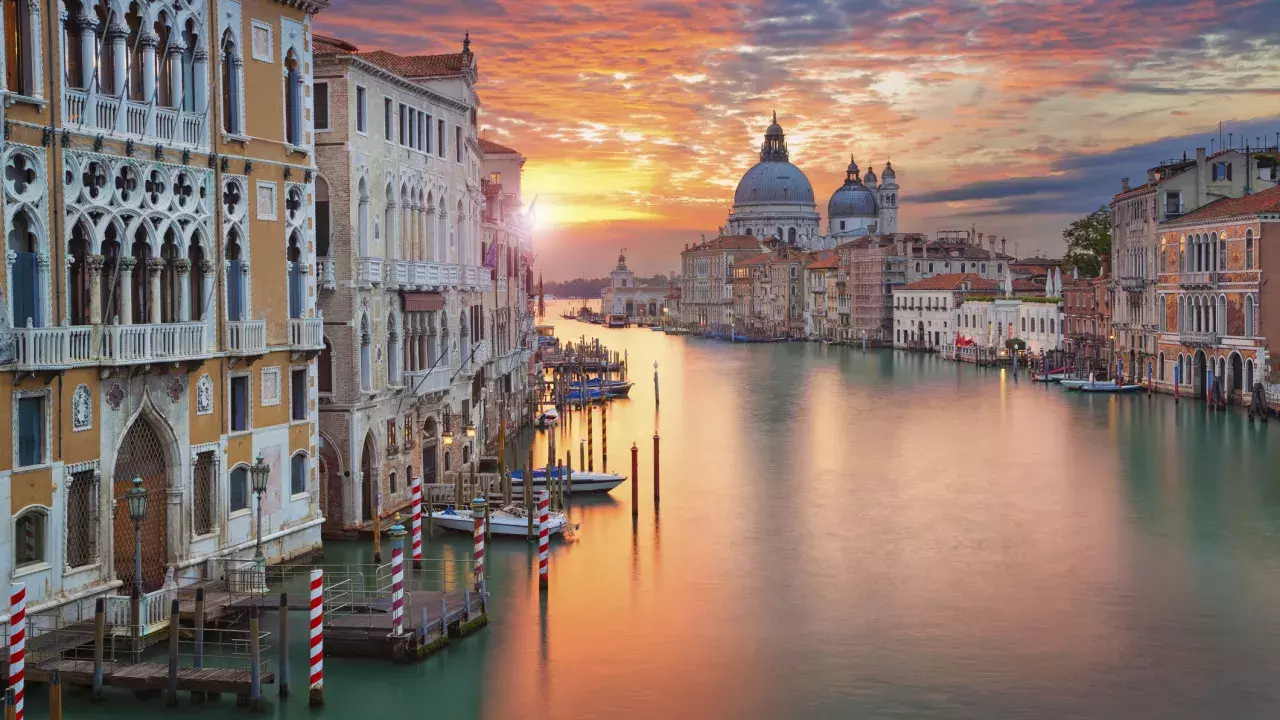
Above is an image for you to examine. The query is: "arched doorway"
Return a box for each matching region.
[361,433,377,524]
[112,416,171,592]
[318,432,342,532]
[917,321,925,346]
[1230,352,1243,399]
[1194,350,1207,398]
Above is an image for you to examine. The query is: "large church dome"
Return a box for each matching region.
[732,113,816,207]
[827,156,878,218]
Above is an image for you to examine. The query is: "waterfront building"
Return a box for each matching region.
[893,274,994,349]
[1111,147,1278,384]
[725,114,900,250]
[312,34,532,533]
[835,235,909,344]
[600,250,670,319]
[1153,184,1280,400]
[679,234,761,329]
[893,272,1053,352]
[803,250,839,339]
[1063,270,1110,374]
[0,0,328,615]
[904,230,1012,285]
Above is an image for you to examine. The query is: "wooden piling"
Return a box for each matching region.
[565,454,573,497]
[249,607,263,710]
[588,404,594,472]
[602,403,608,472]
[653,433,661,508]
[5,687,14,720]
[92,598,105,701]
[631,442,639,518]
[579,440,585,480]
[373,482,383,563]
[279,592,290,698]
[167,598,180,705]
[49,669,62,720]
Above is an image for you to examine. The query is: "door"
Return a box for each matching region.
[422,444,438,484]
[112,418,170,592]
[361,434,377,524]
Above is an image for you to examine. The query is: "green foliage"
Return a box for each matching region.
[1063,206,1112,278]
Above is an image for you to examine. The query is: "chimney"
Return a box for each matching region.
[1121,177,1130,192]
[1147,169,1157,183]
[1100,253,1112,278]
[1001,237,1007,256]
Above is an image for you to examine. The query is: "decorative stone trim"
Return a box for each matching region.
[196,373,214,415]
[261,366,281,406]
[12,387,53,470]
[71,384,92,431]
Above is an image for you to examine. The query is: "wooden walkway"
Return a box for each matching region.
[3,659,273,694]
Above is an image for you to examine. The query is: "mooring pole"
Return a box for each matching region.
[653,433,661,509]
[47,669,61,720]
[472,498,487,592]
[373,469,383,564]
[390,520,407,636]
[601,403,608,473]
[92,598,105,701]
[631,442,639,518]
[411,475,424,570]
[278,592,290,697]
[565,454,573,497]
[538,489,550,589]
[654,361,659,405]
[308,570,324,708]
[587,403,594,472]
[167,598,180,705]
[579,439,585,480]
[248,606,263,710]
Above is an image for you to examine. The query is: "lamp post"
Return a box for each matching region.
[126,477,148,597]
[250,453,270,590]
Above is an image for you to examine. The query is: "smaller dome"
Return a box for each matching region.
[863,168,877,185]
[765,116,784,137]
[828,183,878,219]
[882,160,896,182]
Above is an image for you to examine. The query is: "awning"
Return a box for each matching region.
[402,291,444,312]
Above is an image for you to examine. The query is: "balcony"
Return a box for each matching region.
[63,88,206,148]
[317,258,336,290]
[493,347,528,377]
[1178,272,1217,289]
[11,324,97,369]
[1180,330,1219,347]
[1118,275,1147,291]
[225,320,267,356]
[100,321,210,364]
[462,339,491,373]
[356,257,384,286]
[405,365,451,396]
[288,317,325,350]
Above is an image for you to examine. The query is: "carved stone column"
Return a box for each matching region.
[199,259,216,347]
[36,253,50,327]
[146,258,165,324]
[167,43,185,109]
[140,32,159,103]
[86,254,105,325]
[174,259,191,321]
[76,14,98,91]
[117,257,137,325]
[192,49,209,115]
[107,24,129,96]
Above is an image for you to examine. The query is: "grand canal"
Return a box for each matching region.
[54,304,1280,718]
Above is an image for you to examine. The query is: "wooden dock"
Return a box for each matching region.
[322,589,485,663]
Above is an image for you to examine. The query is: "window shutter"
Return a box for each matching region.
[12,251,38,327]
[17,398,41,466]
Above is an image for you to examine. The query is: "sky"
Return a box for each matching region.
[317,0,1280,281]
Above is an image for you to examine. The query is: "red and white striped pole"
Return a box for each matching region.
[471,497,486,591]
[538,490,550,589]
[9,583,25,720]
[388,519,407,636]
[411,475,423,570]
[307,570,324,708]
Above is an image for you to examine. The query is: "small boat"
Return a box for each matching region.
[564,387,606,403]
[649,326,665,332]
[569,379,633,398]
[431,505,571,537]
[511,468,626,494]
[1076,383,1143,394]
[535,407,559,428]
[663,327,691,335]
[605,314,630,328]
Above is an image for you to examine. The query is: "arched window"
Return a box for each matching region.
[1039,317,1045,334]
[788,227,797,244]
[63,0,87,90]
[1179,235,1185,272]
[225,228,246,321]
[357,178,370,255]
[8,208,41,327]
[1246,229,1255,269]
[221,30,241,133]
[383,182,396,256]
[744,227,752,236]
[94,2,113,93]
[1048,318,1054,334]
[1020,316,1026,331]
[5,0,34,95]
[290,452,307,495]
[180,19,198,112]
[189,238,207,322]
[287,231,303,319]
[153,12,173,106]
[387,311,401,385]
[1245,295,1255,338]
[1158,351,1165,381]
[14,507,46,568]
[1246,359,1254,389]
[359,315,372,391]
[125,2,143,100]
[69,222,91,324]
[160,230,180,322]
[229,465,249,512]
[316,176,331,257]
[284,49,302,145]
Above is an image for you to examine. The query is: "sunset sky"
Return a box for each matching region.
[317,0,1280,280]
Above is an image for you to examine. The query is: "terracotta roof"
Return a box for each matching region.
[739,254,771,266]
[804,250,838,269]
[478,138,520,155]
[900,273,996,292]
[1010,258,1062,268]
[1168,185,1280,224]
[312,35,471,78]
[687,235,761,253]
[1112,181,1155,202]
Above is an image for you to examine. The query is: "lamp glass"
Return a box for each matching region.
[250,453,270,494]
[127,477,147,522]
[466,423,476,438]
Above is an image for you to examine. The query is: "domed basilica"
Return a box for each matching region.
[725,114,899,250]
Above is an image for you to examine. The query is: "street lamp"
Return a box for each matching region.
[250,453,270,561]
[442,407,454,446]
[126,477,148,597]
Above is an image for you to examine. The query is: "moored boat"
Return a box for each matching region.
[511,468,626,493]
[535,407,560,428]
[431,505,571,537]
[1076,383,1143,393]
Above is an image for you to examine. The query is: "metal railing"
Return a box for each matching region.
[1180,330,1219,346]
[1178,271,1217,288]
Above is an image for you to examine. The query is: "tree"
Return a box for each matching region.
[1063,206,1112,278]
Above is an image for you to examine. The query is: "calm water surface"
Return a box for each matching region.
[54,303,1280,718]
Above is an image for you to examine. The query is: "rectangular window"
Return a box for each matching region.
[399,103,407,145]
[16,396,44,467]
[417,113,425,151]
[230,467,249,512]
[291,368,307,421]
[407,108,416,149]
[313,81,329,130]
[438,119,445,157]
[355,86,367,133]
[1165,191,1182,216]
[456,126,462,162]
[425,114,432,153]
[383,97,392,140]
[65,469,99,568]
[290,454,306,495]
[193,450,217,535]
[230,375,250,431]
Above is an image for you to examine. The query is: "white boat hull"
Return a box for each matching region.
[512,469,626,494]
[431,508,568,537]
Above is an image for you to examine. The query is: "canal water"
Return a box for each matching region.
[48,303,1280,718]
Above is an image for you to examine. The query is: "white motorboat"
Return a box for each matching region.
[431,505,571,537]
[535,407,560,428]
[510,468,626,494]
